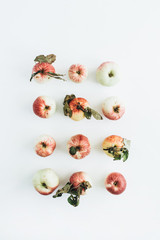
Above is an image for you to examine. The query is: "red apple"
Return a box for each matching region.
[68,64,88,83]
[33,168,59,195]
[53,171,92,207]
[35,135,56,157]
[102,96,125,120]
[105,172,126,195]
[63,94,103,121]
[30,54,65,83]
[33,96,56,118]
[67,134,91,159]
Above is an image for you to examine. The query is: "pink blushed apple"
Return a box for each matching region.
[30,54,65,83]
[67,134,91,159]
[35,135,56,157]
[33,96,56,118]
[105,172,126,195]
[33,168,59,195]
[102,96,125,120]
[68,64,88,83]
[96,62,120,86]
[70,171,91,195]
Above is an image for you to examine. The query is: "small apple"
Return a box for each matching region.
[102,96,125,120]
[68,64,88,83]
[53,171,92,207]
[105,172,126,195]
[67,134,91,159]
[35,135,56,157]
[96,62,120,86]
[102,135,131,162]
[63,94,103,121]
[33,96,56,118]
[30,54,65,83]
[33,168,59,195]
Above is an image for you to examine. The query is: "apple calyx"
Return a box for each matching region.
[53,181,92,207]
[63,94,103,120]
[103,138,131,162]
[34,54,56,64]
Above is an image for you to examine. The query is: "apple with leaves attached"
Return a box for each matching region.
[105,172,126,195]
[30,54,65,83]
[67,134,91,159]
[63,94,103,121]
[35,135,56,157]
[102,96,125,120]
[33,168,59,195]
[53,171,92,207]
[102,135,131,162]
[96,62,120,87]
[33,96,56,118]
[68,64,88,83]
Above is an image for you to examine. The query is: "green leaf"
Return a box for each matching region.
[53,182,72,198]
[63,94,76,105]
[69,146,78,155]
[67,195,80,207]
[84,108,92,119]
[46,54,56,64]
[63,94,76,118]
[34,54,56,64]
[90,108,103,120]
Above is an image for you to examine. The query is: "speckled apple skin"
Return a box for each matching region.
[70,171,91,195]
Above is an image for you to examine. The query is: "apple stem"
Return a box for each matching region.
[30,70,42,81]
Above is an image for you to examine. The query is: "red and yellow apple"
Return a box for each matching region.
[33,96,56,118]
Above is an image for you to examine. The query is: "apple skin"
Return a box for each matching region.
[102,135,124,158]
[33,96,56,118]
[32,168,59,195]
[69,97,89,121]
[70,171,91,195]
[68,64,88,83]
[32,62,55,83]
[35,135,56,157]
[102,96,125,120]
[105,172,126,195]
[96,62,120,87]
[67,134,91,159]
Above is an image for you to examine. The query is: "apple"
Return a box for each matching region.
[30,54,65,83]
[96,62,120,86]
[33,96,56,118]
[70,171,91,195]
[53,171,92,207]
[63,94,103,121]
[67,134,91,159]
[68,64,88,83]
[32,168,59,195]
[35,135,56,157]
[105,172,126,195]
[102,96,125,120]
[102,135,131,162]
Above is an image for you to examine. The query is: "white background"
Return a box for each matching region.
[0,0,160,239]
